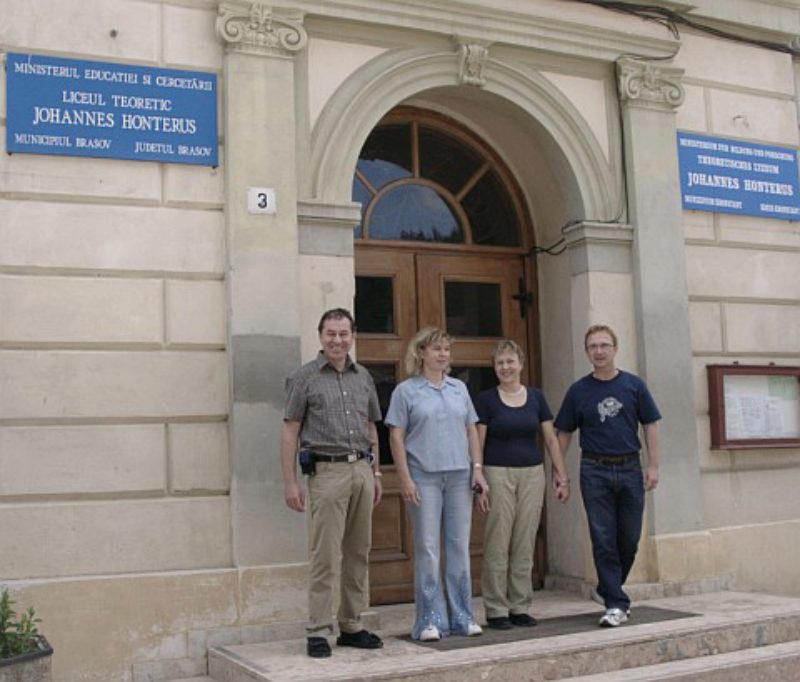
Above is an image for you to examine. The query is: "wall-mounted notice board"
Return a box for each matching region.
[707,365,800,449]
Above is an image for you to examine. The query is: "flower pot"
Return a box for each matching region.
[0,636,53,682]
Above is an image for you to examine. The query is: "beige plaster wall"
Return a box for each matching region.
[0,1,234,679]
[674,31,800,593]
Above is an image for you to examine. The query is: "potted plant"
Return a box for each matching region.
[0,588,53,682]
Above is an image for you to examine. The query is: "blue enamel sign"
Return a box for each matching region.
[677,132,799,220]
[6,53,218,166]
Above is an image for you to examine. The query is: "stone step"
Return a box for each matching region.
[569,640,800,681]
[206,592,800,682]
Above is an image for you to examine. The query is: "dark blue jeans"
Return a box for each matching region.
[580,457,644,611]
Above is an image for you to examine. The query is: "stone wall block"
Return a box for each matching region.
[712,520,800,595]
[166,280,227,347]
[239,565,308,625]
[688,301,723,353]
[132,657,207,682]
[163,152,224,207]
[0,498,232,579]
[0,424,166,497]
[709,89,797,145]
[674,83,707,132]
[168,422,230,493]
[0,151,162,201]
[229,253,300,338]
[725,302,800,353]
[9,570,237,682]
[682,210,715,241]
[718,213,800,249]
[686,246,800,300]
[2,0,160,61]
[0,275,163,345]
[0,200,225,274]
[674,32,795,94]
[703,465,800,529]
[164,4,223,69]
[0,350,228,420]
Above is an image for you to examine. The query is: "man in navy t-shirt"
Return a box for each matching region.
[555,324,661,628]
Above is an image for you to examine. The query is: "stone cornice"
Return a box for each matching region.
[293,1,680,62]
[563,221,634,248]
[217,2,307,57]
[563,221,633,276]
[617,58,685,111]
[297,198,362,228]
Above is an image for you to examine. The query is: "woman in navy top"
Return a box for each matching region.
[474,339,569,630]
[386,327,487,641]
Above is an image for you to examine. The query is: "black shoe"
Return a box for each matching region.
[307,636,331,658]
[486,616,513,630]
[336,629,384,649]
[509,613,538,627]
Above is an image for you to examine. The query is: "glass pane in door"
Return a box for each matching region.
[450,366,497,402]
[445,281,502,337]
[361,363,397,466]
[355,276,395,334]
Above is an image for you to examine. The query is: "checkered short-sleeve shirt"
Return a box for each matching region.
[284,352,381,457]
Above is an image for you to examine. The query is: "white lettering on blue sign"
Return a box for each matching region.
[6,53,217,166]
[677,132,800,221]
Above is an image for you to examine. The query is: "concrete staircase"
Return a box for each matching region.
[173,590,800,682]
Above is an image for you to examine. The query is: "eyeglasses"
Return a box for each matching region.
[586,343,615,351]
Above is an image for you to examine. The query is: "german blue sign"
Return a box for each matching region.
[6,53,218,166]
[677,132,799,221]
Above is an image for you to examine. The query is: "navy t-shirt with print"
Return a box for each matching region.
[554,370,661,455]
[475,387,553,467]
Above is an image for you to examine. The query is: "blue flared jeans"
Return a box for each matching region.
[580,456,644,611]
[406,466,475,639]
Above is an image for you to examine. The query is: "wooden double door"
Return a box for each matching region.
[355,246,543,605]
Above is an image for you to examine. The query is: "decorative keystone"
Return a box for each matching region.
[458,42,490,87]
[217,2,307,56]
[617,58,684,110]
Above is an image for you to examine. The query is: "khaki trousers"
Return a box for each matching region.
[481,464,545,618]
[306,459,374,635]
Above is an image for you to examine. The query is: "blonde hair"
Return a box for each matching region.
[491,339,524,366]
[405,327,453,376]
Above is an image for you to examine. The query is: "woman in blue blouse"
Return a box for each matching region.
[386,327,488,641]
[474,339,569,630]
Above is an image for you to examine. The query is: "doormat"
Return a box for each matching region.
[405,606,698,650]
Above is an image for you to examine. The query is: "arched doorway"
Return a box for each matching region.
[353,107,543,604]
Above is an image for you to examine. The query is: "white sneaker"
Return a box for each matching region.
[598,608,628,627]
[419,625,441,641]
[466,622,483,636]
[592,588,631,617]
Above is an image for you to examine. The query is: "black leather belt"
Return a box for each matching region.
[582,451,639,465]
[312,451,367,463]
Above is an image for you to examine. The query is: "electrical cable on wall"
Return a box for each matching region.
[568,0,799,55]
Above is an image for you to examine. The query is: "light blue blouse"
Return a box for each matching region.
[385,375,479,472]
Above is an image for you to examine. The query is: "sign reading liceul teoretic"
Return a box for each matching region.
[677,132,800,221]
[6,53,218,166]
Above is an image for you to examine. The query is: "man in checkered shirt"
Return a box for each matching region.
[281,307,384,658]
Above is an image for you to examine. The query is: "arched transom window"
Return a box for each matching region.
[352,109,523,247]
